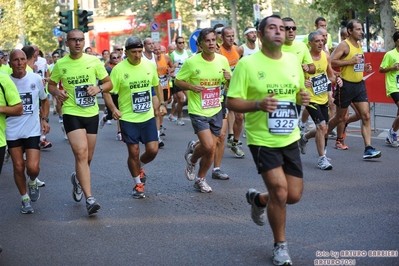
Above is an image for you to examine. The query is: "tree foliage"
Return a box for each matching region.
[196,0,268,44]
[0,0,59,53]
[0,0,21,50]
[102,0,195,43]
[272,0,340,40]
[23,0,58,53]
[310,0,397,50]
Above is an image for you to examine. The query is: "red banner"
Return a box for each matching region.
[364,52,392,104]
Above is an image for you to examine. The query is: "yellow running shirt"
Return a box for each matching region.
[176,53,231,117]
[380,48,399,97]
[110,58,159,123]
[228,51,304,148]
[305,51,329,105]
[0,73,22,146]
[282,40,313,66]
[50,53,108,117]
[340,39,364,82]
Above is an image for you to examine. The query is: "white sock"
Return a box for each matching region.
[195,176,204,182]
[213,167,220,172]
[21,194,29,201]
[28,178,37,186]
[133,175,141,184]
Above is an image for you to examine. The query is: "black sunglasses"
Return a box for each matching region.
[115,48,123,51]
[285,26,297,31]
[177,41,185,44]
[68,38,85,42]
[111,56,121,60]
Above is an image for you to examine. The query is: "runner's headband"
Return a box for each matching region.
[215,27,224,33]
[125,43,143,50]
[244,28,256,35]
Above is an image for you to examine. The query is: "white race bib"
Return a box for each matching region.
[310,73,329,95]
[132,90,151,113]
[159,74,168,89]
[354,54,365,72]
[75,85,95,108]
[268,101,298,135]
[20,92,33,115]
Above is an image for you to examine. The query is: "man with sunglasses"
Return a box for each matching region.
[170,36,192,126]
[282,17,315,137]
[113,44,124,59]
[0,51,11,75]
[282,18,315,76]
[99,52,122,140]
[48,29,112,216]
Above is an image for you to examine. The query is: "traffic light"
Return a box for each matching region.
[77,10,94,33]
[0,8,4,19]
[59,10,73,33]
[58,36,64,49]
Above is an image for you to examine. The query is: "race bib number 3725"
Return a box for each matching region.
[132,90,151,113]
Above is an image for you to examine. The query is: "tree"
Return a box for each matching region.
[0,0,22,50]
[0,0,59,53]
[311,0,397,50]
[23,0,58,52]
[272,0,339,40]
[101,0,195,43]
[197,0,269,44]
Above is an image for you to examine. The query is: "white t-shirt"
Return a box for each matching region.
[34,56,48,79]
[6,72,47,140]
[241,43,259,57]
[142,52,157,67]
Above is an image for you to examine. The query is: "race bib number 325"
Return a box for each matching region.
[268,101,298,135]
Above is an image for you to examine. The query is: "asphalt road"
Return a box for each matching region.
[0,109,398,266]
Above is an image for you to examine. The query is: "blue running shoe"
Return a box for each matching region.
[363,146,381,159]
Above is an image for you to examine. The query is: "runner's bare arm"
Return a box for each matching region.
[227,93,278,113]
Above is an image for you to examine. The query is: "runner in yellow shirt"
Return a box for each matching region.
[103,36,162,199]
[297,31,343,170]
[227,15,310,266]
[48,29,112,215]
[380,31,399,146]
[176,28,231,193]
